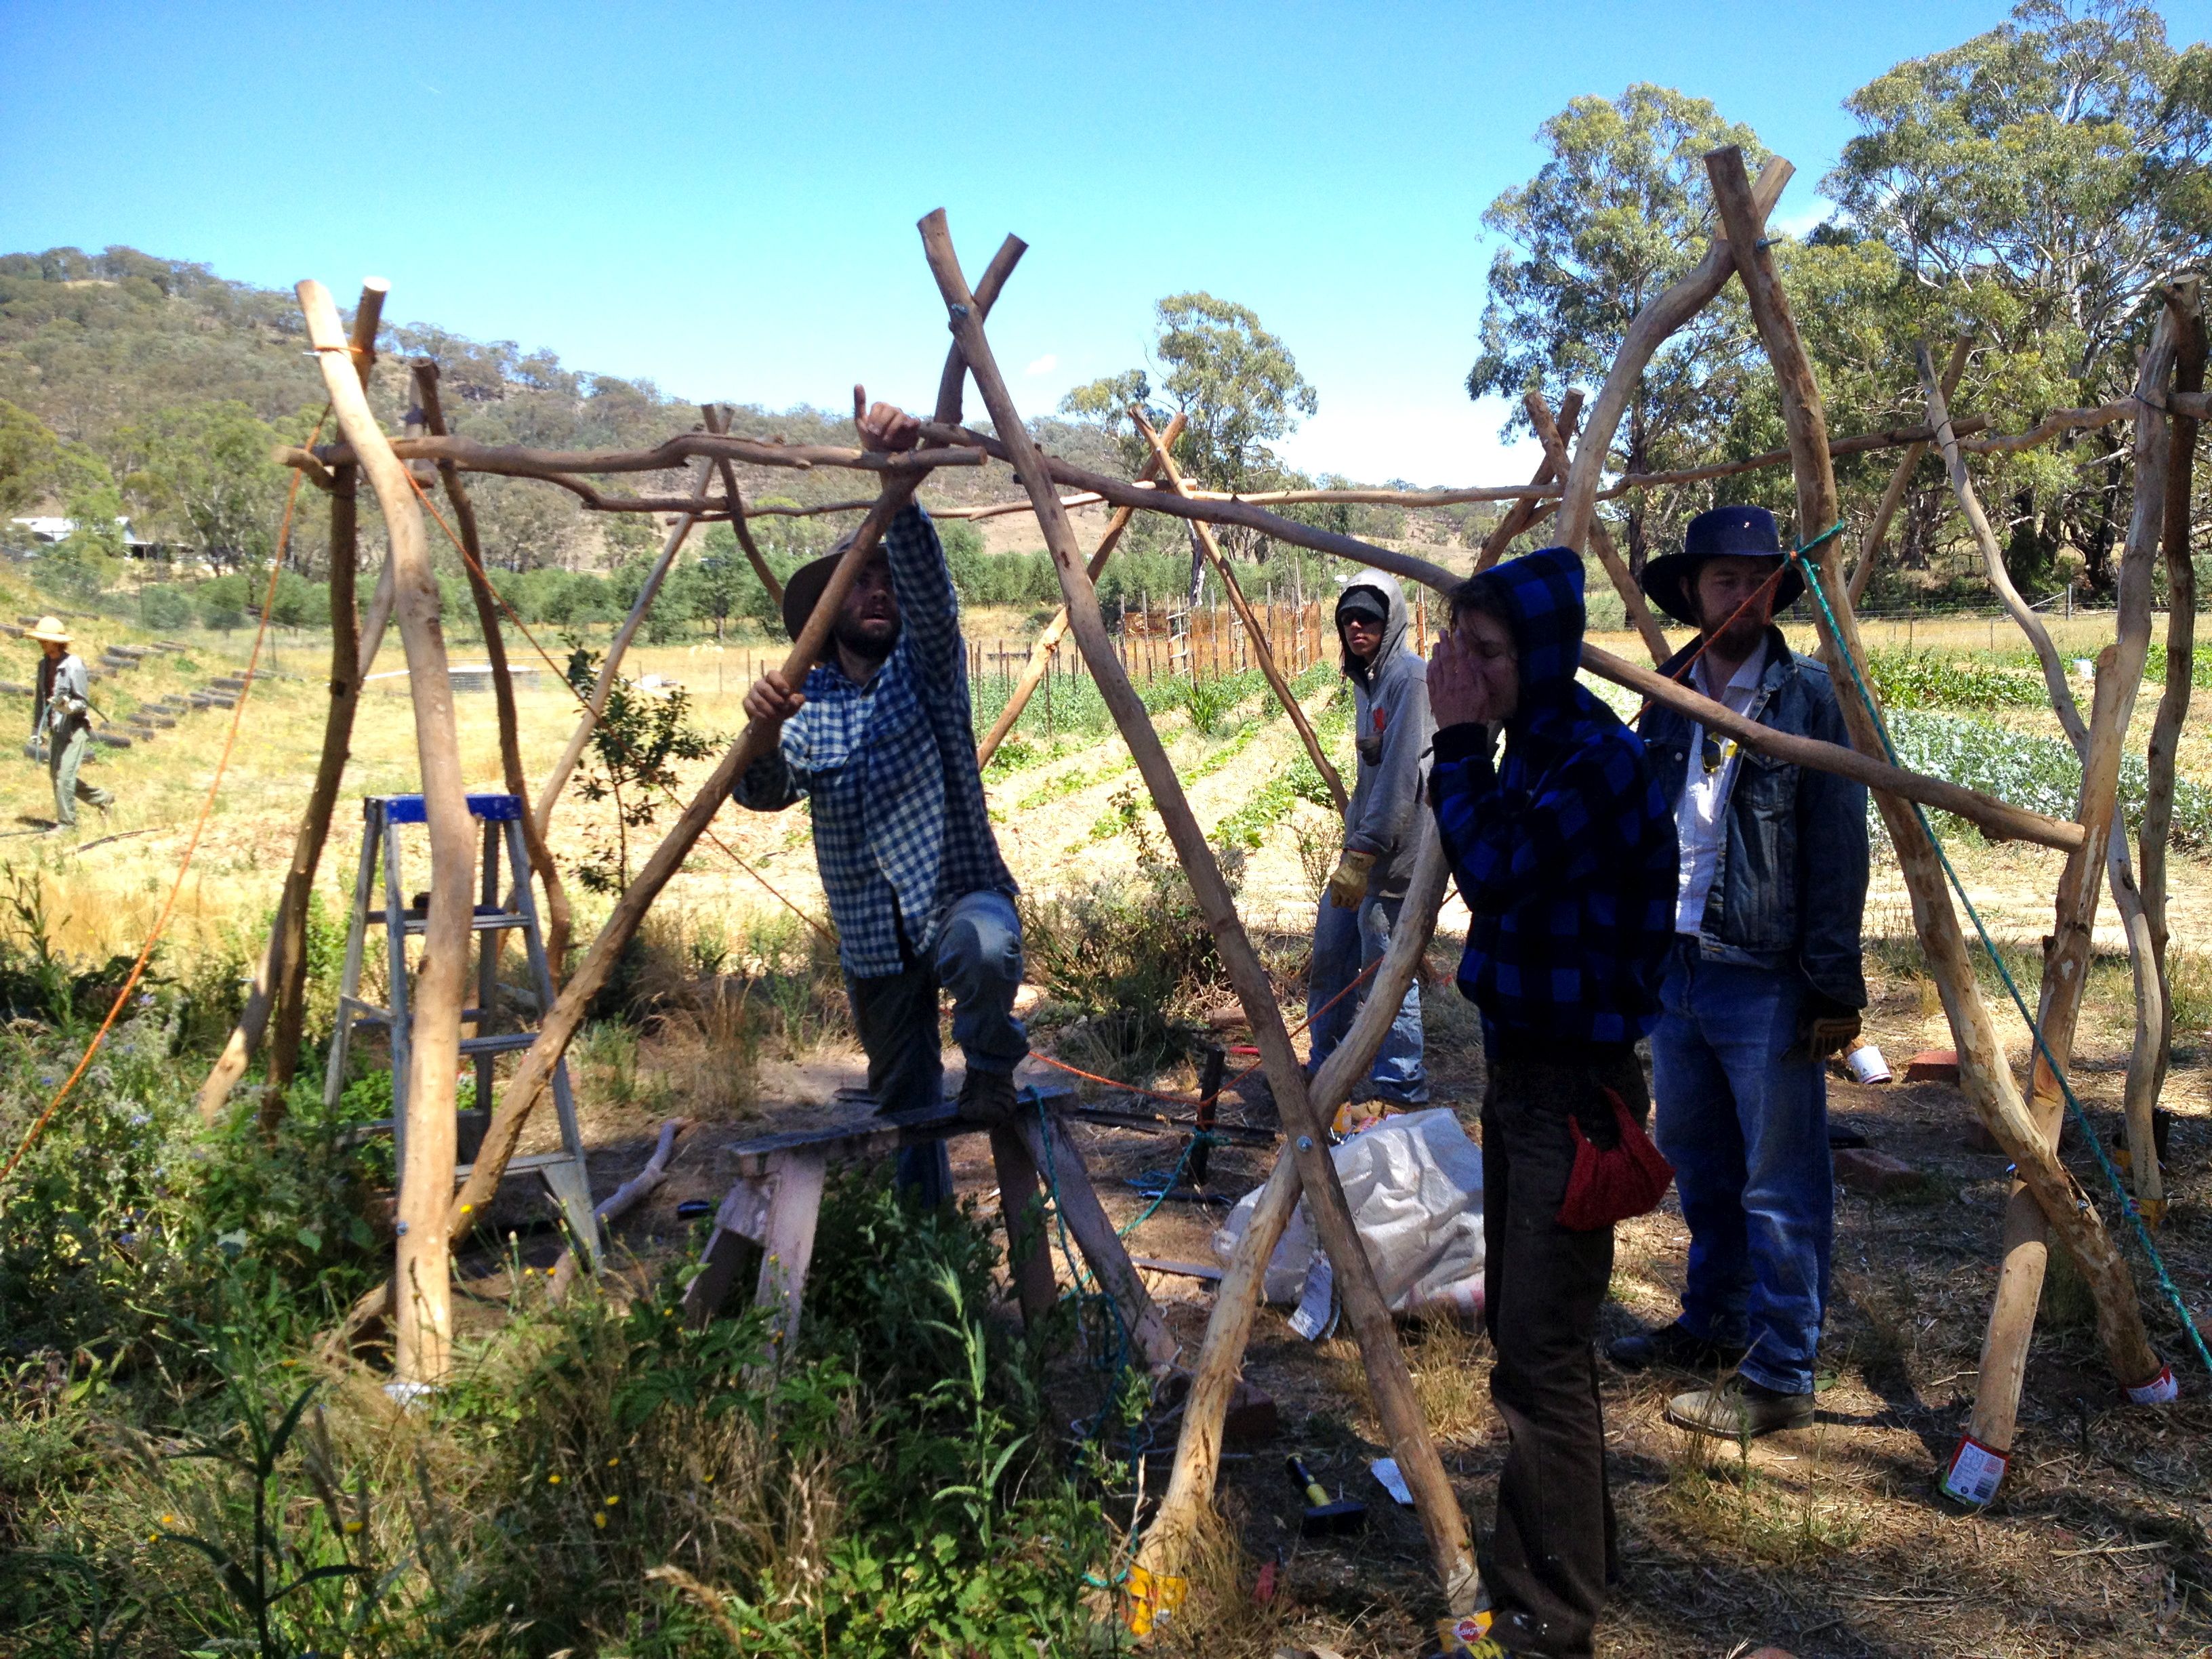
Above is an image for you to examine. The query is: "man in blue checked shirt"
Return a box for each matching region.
[736,393,1025,1208]
[1429,544,1675,1659]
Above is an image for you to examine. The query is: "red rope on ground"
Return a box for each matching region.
[1,409,327,1188]
[400,469,839,947]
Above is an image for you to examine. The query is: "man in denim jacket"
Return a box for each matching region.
[1609,506,1869,1439]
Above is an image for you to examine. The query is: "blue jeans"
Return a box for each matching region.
[1305,888,1425,1103]
[1650,941,1831,1395]
[846,890,1028,1208]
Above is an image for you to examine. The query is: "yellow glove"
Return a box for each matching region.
[1327,848,1376,909]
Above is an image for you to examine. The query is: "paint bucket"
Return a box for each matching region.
[1845,1042,1892,1085]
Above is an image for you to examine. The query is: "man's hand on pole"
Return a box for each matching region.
[854,385,920,455]
[743,668,806,726]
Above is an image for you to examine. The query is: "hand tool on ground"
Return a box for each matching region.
[1286,1454,1366,1536]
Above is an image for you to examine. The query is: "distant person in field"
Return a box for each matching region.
[1428,545,1676,1659]
[1305,571,1432,1104]
[735,390,1025,1207]
[1610,506,1870,1440]
[28,615,112,834]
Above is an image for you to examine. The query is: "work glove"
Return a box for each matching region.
[1793,995,1862,1062]
[1326,848,1375,909]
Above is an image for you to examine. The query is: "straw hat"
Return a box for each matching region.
[26,616,70,645]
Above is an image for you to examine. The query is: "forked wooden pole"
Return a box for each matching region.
[1475,390,1580,571]
[1848,337,1967,608]
[443,234,1031,1240]
[920,208,1477,1615]
[201,279,385,1126]
[1706,144,2163,1395]
[1523,392,1670,663]
[975,410,1185,768]
[413,359,576,987]
[302,277,474,1387]
[1129,408,1348,813]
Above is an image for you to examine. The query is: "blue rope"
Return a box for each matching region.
[1786,536,2211,1380]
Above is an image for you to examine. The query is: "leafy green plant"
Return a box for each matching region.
[565,641,721,894]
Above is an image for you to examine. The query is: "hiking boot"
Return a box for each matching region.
[955,1066,1019,1126]
[1666,1375,1815,1439]
[1607,1321,1746,1374]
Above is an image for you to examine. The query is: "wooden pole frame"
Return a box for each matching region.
[1522,390,1671,664]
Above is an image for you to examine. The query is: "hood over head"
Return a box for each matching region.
[1336,569,1410,685]
[1454,544,1587,716]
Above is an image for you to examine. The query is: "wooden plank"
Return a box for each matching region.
[989,1123,1059,1329]
[1015,1111,1175,1371]
[754,1151,827,1361]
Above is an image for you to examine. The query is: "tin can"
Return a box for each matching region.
[1845,1042,1892,1085]
[1939,1432,2007,1507]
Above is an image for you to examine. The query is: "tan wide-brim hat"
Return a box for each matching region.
[26,616,70,645]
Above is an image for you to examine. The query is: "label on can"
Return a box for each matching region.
[2125,1364,2177,1405]
[1435,1610,1495,1656]
[1940,1433,2007,1507]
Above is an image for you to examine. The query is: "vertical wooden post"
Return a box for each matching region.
[1848,337,1966,608]
[920,209,1477,1614]
[300,278,474,1388]
[1129,409,1347,812]
[202,279,386,1126]
[1705,146,2162,1392]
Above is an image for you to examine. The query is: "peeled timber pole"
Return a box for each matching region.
[1704,144,2163,1393]
[975,409,1185,768]
[413,359,575,988]
[302,278,476,1387]
[1475,390,1580,571]
[1129,408,1348,813]
[443,234,1031,1242]
[201,278,386,1128]
[920,207,1477,1614]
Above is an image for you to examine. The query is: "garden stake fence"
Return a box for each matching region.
[233,143,2208,1595]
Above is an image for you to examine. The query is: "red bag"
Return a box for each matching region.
[1555,1087,1675,1231]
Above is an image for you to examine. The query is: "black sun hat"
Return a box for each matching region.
[1637,505,1805,627]
[779,539,888,641]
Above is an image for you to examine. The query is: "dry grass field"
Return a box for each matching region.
[4,587,2209,1658]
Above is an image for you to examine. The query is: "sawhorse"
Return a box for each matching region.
[680,1081,1178,1373]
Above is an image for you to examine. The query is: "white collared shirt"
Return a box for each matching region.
[1674,640,1769,936]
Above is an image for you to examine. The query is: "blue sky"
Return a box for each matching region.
[5,1,2209,486]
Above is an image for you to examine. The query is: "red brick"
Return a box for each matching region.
[1835,1147,1924,1197]
[1904,1049,1961,1083]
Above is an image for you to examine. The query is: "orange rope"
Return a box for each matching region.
[1,409,327,1188]
[398,468,838,947]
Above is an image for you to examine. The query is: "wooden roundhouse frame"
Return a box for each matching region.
[229,142,2200,1620]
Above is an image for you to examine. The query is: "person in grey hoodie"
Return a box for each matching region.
[1304,572,1432,1103]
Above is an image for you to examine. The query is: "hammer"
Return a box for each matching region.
[1286,1454,1366,1536]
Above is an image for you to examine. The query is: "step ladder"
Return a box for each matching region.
[323,793,600,1263]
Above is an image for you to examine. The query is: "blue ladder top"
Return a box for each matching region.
[371,793,524,823]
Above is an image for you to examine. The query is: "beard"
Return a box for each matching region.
[834,613,898,663]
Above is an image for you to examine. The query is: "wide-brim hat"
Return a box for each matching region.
[26,615,70,645]
[779,541,885,642]
[1637,504,1803,628]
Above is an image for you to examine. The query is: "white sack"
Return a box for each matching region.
[1213,1108,1485,1320]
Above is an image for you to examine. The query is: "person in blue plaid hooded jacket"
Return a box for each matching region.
[735,391,1025,1208]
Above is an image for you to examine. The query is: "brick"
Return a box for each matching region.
[1835,1147,1923,1197]
[1904,1049,1961,1083]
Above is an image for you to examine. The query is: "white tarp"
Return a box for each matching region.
[1213,1107,1486,1325]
